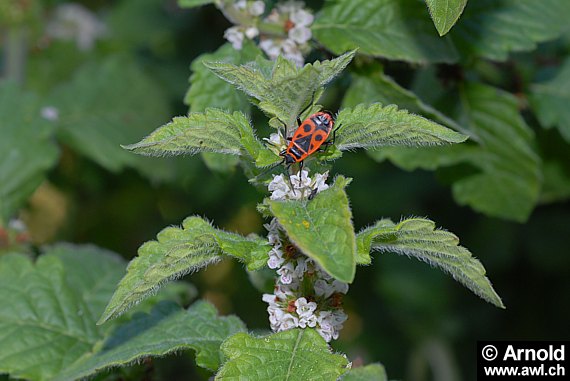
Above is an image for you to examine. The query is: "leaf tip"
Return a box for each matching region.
[120,143,136,151]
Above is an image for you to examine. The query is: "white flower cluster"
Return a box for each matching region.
[223,0,314,66]
[262,171,348,342]
[223,0,265,50]
[268,169,329,200]
[46,3,106,51]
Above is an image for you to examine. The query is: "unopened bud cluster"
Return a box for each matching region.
[222,0,314,66]
[262,170,348,342]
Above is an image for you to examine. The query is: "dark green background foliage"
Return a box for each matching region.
[1,0,569,380]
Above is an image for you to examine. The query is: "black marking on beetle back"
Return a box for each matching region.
[293,135,312,152]
[303,123,312,133]
[289,145,305,159]
[314,134,323,142]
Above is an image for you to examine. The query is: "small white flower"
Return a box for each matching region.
[277,262,295,284]
[281,38,298,55]
[290,169,311,189]
[331,310,348,326]
[248,1,265,16]
[313,172,329,193]
[268,174,290,200]
[275,284,295,299]
[295,297,317,318]
[234,0,247,10]
[317,325,334,342]
[290,8,314,27]
[293,258,308,277]
[260,38,281,60]
[314,279,334,298]
[288,26,312,44]
[268,248,285,269]
[245,26,259,39]
[262,293,278,305]
[41,106,59,121]
[224,26,244,50]
[268,305,285,326]
[280,39,305,66]
[299,313,318,328]
[285,51,305,67]
[266,132,283,146]
[332,280,349,294]
[278,313,299,331]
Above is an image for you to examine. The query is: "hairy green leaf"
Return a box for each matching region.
[451,0,570,60]
[343,68,470,170]
[342,363,387,381]
[186,42,260,114]
[185,42,263,172]
[99,216,269,323]
[357,218,504,308]
[216,329,349,380]
[123,108,267,162]
[335,103,468,151]
[0,82,59,220]
[312,0,458,63]
[424,0,468,36]
[178,0,214,8]
[0,244,124,381]
[55,301,245,380]
[205,51,356,128]
[50,56,182,182]
[345,75,541,222]
[530,58,570,142]
[268,176,356,283]
[343,68,465,134]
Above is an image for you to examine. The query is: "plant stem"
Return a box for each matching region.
[4,26,27,84]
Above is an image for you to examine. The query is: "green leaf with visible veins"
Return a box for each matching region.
[450,0,570,61]
[55,301,245,380]
[0,244,124,381]
[530,58,570,143]
[344,74,541,222]
[312,0,458,63]
[344,68,465,134]
[334,103,468,151]
[185,42,263,172]
[186,42,269,113]
[177,0,214,8]
[268,176,356,283]
[123,108,267,163]
[341,363,387,381]
[357,218,504,308]
[0,82,59,220]
[343,68,470,170]
[424,0,468,36]
[205,50,356,128]
[216,329,349,380]
[99,216,269,323]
